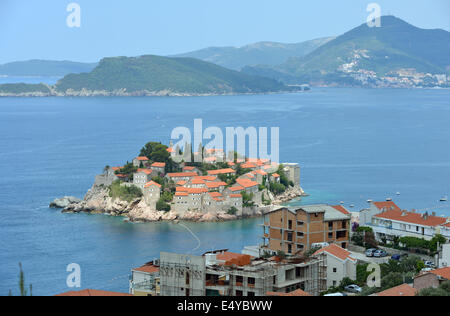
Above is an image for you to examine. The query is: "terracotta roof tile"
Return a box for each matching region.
[55,289,132,297]
[374,284,417,297]
[144,181,161,188]
[313,244,354,261]
[167,172,198,178]
[207,168,236,175]
[332,205,351,215]
[151,162,166,168]
[266,289,311,297]
[136,156,149,161]
[374,210,447,227]
[430,267,450,280]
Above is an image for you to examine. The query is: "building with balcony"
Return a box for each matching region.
[261,205,351,255]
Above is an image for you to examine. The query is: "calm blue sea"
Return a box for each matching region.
[0,88,449,296]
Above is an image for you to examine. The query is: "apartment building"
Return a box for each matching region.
[369,208,450,242]
[129,262,160,296]
[261,204,351,255]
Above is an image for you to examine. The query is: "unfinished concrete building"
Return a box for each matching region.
[157,250,326,297]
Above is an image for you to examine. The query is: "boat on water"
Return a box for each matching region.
[386,198,393,202]
[350,204,355,208]
[367,199,373,203]
[340,201,345,205]
[396,192,401,196]
[440,196,448,202]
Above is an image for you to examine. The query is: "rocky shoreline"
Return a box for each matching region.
[57,185,305,223]
[0,87,305,98]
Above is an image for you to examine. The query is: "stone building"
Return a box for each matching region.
[133,169,153,189]
[133,156,150,167]
[143,181,161,209]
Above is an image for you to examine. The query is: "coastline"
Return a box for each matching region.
[59,185,305,223]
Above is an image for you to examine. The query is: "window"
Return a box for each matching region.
[248,277,255,285]
[333,268,337,273]
[288,244,292,254]
[328,232,333,239]
[297,221,304,226]
[288,220,293,230]
[287,232,293,242]
[328,222,333,230]
[248,292,255,297]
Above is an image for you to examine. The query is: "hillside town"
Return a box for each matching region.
[55,141,450,297]
[57,199,450,297]
[60,142,303,222]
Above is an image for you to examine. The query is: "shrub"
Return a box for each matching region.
[227,207,238,215]
[109,181,142,202]
[156,200,171,212]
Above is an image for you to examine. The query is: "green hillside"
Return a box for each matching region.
[0,83,50,95]
[174,37,334,70]
[55,55,290,94]
[243,16,450,85]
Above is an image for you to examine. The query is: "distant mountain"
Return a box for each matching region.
[0,60,98,77]
[174,37,335,70]
[0,55,295,96]
[243,16,450,87]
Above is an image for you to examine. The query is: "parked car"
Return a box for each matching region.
[374,250,388,258]
[312,242,330,249]
[365,248,377,257]
[424,261,436,268]
[421,267,434,273]
[324,292,347,297]
[344,285,362,293]
[391,254,402,261]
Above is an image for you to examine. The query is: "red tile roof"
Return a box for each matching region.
[373,201,401,212]
[236,178,259,188]
[167,147,174,153]
[332,205,351,215]
[208,192,223,198]
[313,244,355,262]
[134,264,159,274]
[151,162,166,168]
[55,289,132,297]
[229,194,242,198]
[194,176,217,182]
[175,192,189,197]
[137,169,153,175]
[183,166,196,171]
[374,284,417,297]
[216,252,252,267]
[430,267,450,280]
[374,210,447,227]
[176,180,187,186]
[144,181,161,188]
[229,186,244,192]
[272,173,280,178]
[186,188,208,194]
[191,179,206,185]
[241,162,257,169]
[266,289,311,297]
[136,156,149,161]
[207,168,236,175]
[167,172,198,178]
[206,182,227,189]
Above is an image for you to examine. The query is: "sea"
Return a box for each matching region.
[0,86,449,295]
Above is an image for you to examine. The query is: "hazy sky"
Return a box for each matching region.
[1,0,449,64]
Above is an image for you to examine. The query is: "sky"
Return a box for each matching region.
[0,0,449,64]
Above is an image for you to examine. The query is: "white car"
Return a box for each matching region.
[344,285,362,293]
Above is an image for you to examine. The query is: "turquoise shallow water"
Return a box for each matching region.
[0,88,450,295]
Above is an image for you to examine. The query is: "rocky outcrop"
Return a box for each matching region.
[60,184,304,223]
[272,186,305,205]
[50,196,82,209]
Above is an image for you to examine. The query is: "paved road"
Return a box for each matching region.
[350,251,390,264]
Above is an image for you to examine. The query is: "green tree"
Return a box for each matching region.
[227,207,238,215]
[156,200,171,212]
